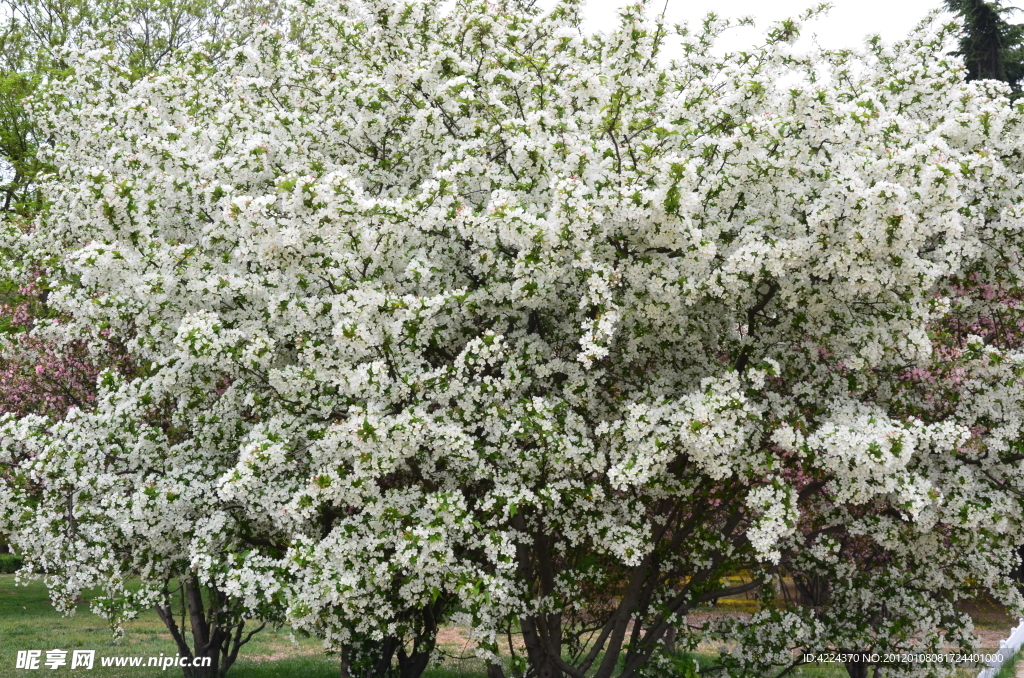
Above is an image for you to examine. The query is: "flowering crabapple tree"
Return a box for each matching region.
[5,1,1024,677]
[0,2,296,676]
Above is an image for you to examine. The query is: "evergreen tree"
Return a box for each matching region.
[945,0,1024,93]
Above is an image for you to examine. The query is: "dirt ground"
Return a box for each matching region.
[961,598,1019,651]
[430,595,1022,661]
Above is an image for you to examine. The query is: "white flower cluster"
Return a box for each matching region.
[746,482,798,565]
[3,0,1024,675]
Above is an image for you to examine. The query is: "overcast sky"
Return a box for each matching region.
[544,0,1024,54]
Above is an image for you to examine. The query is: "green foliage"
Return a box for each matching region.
[0,279,20,332]
[0,69,46,216]
[0,0,287,223]
[945,0,1024,94]
[993,650,1021,678]
[0,553,22,573]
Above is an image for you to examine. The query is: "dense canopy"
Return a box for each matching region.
[3,2,1024,677]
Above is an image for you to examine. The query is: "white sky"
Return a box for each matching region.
[552,0,1024,54]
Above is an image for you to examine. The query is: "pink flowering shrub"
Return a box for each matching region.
[0,279,130,418]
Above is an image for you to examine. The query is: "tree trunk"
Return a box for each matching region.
[520,615,562,678]
[664,625,677,655]
[844,656,869,678]
[370,636,401,678]
[793,574,830,607]
[154,580,264,678]
[184,580,219,678]
[397,646,431,678]
[340,646,351,678]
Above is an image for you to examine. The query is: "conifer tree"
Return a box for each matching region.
[945,0,1024,93]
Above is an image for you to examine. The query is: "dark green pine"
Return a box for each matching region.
[945,0,1024,95]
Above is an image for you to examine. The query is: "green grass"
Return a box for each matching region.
[0,574,492,677]
[0,574,328,677]
[228,658,485,678]
[993,649,1021,678]
[0,574,1012,678]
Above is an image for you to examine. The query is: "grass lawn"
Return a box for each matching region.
[0,574,1007,678]
[0,573,329,677]
[993,651,1021,678]
[0,574,493,678]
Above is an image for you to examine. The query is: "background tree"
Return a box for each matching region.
[944,0,1024,92]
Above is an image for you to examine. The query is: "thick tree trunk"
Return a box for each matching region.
[397,647,430,678]
[395,596,447,678]
[520,615,563,678]
[369,636,401,678]
[844,656,869,678]
[184,580,219,678]
[154,580,264,678]
[340,646,351,678]
[342,597,448,678]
